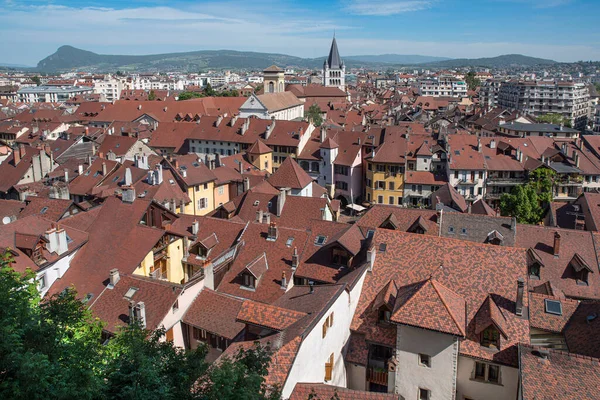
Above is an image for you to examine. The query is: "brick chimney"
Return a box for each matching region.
[516,277,525,316]
[281,271,287,290]
[553,232,561,258]
[267,222,278,242]
[292,246,299,269]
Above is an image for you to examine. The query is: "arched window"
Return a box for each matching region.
[268,81,274,93]
[311,161,320,172]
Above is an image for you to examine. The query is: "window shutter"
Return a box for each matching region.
[322,322,327,338]
[330,312,334,327]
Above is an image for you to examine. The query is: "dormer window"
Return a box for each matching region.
[569,253,592,286]
[529,262,541,280]
[242,273,256,289]
[480,326,500,349]
[378,306,392,323]
[576,269,589,286]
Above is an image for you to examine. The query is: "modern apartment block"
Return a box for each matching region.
[418,76,467,97]
[479,79,503,108]
[497,80,590,130]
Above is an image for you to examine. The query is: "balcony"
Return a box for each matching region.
[367,367,388,387]
[458,178,480,186]
[486,177,526,186]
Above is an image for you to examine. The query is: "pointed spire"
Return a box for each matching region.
[326,36,343,69]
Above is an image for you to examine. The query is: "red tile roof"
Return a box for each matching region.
[529,293,579,334]
[182,289,245,340]
[267,157,313,190]
[237,300,307,331]
[519,345,600,400]
[290,383,401,400]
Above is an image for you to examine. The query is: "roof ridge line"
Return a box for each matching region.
[430,278,466,337]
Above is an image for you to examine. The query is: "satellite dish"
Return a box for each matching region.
[2,216,11,225]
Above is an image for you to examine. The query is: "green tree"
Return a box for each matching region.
[204,83,215,97]
[147,90,156,101]
[199,342,280,400]
[0,252,280,400]
[0,255,105,400]
[31,76,41,86]
[306,103,323,127]
[464,71,480,91]
[178,91,204,101]
[500,168,556,224]
[537,113,571,127]
[103,324,208,400]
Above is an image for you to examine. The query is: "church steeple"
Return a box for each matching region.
[326,37,343,69]
[323,36,345,91]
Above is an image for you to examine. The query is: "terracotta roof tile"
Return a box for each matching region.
[182,289,245,340]
[237,300,307,331]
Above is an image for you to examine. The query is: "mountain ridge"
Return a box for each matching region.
[36,45,558,72]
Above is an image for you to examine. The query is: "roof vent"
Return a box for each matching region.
[587,313,598,324]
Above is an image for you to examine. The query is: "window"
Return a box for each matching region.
[378,306,391,323]
[203,183,208,190]
[480,326,500,349]
[529,262,541,279]
[461,228,467,235]
[377,195,383,204]
[243,273,256,288]
[315,235,327,246]
[377,164,386,172]
[322,312,334,338]
[448,226,455,234]
[454,171,459,179]
[545,299,562,315]
[193,327,207,341]
[488,365,500,383]
[418,388,430,400]
[419,354,431,368]
[474,361,486,380]
[218,185,224,195]
[368,163,373,171]
[172,299,179,312]
[377,181,386,190]
[576,269,589,286]
[389,182,395,191]
[38,274,47,289]
[324,353,334,381]
[198,198,207,209]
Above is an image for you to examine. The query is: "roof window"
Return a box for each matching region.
[124,287,139,300]
[286,237,294,247]
[315,235,327,246]
[40,207,48,214]
[544,299,562,316]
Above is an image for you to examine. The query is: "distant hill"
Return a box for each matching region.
[36,45,374,72]
[346,54,451,64]
[424,54,557,68]
[36,46,558,72]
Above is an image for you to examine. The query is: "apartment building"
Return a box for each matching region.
[18,85,93,103]
[365,135,406,206]
[479,79,503,108]
[93,75,124,102]
[418,76,467,98]
[497,80,590,130]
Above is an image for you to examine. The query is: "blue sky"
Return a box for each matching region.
[1,0,599,65]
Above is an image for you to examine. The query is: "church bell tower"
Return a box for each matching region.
[323,36,345,91]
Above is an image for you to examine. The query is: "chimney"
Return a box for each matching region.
[215,115,223,127]
[13,146,21,165]
[292,246,299,269]
[256,209,264,223]
[477,138,482,152]
[136,302,147,328]
[183,236,190,258]
[510,217,516,231]
[230,114,239,126]
[277,188,286,217]
[281,271,287,290]
[575,152,580,168]
[102,162,107,176]
[192,220,199,236]
[64,168,69,182]
[265,120,276,140]
[490,139,496,149]
[109,268,120,287]
[467,202,472,214]
[155,164,163,184]
[367,246,376,272]
[265,213,271,224]
[170,198,176,212]
[516,277,524,316]
[267,222,279,241]
[309,281,314,294]
[243,176,250,192]
[56,228,68,255]
[553,231,561,257]
[122,186,136,203]
[124,167,132,186]
[45,227,58,253]
[357,138,361,145]
[147,170,155,185]
[78,164,84,175]
[241,118,250,135]
[320,126,327,143]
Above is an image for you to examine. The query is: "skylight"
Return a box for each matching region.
[253,200,260,206]
[544,299,562,316]
[124,287,139,300]
[286,237,294,247]
[315,235,327,246]
[40,207,48,214]
[192,162,200,167]
[366,230,375,239]
[379,243,387,252]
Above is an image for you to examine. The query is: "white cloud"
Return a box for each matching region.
[0,2,596,65]
[344,0,434,16]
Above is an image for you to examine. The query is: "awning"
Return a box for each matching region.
[346,204,366,212]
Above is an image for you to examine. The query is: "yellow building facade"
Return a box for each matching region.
[365,161,405,206]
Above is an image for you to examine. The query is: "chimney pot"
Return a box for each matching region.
[192,220,199,236]
[292,246,299,269]
[109,268,120,286]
